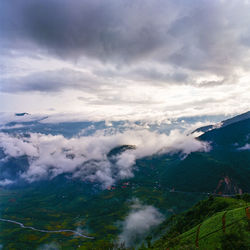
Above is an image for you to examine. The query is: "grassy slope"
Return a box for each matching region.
[177,207,248,249]
[146,195,250,250]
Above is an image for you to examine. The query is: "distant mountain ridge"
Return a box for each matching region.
[161,111,250,196]
[15,112,30,116]
[192,110,250,134]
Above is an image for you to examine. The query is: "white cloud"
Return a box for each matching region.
[239,143,250,150]
[0,128,210,187]
[0,179,14,186]
[37,242,60,250]
[119,199,164,247]
[0,112,46,126]
[0,133,38,158]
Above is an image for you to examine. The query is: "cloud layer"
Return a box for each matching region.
[0,129,210,187]
[239,143,250,150]
[119,199,164,246]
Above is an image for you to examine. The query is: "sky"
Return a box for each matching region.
[1,0,250,121]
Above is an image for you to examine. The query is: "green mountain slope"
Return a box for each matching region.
[159,117,250,195]
[144,195,250,250]
[0,112,249,249]
[199,118,250,147]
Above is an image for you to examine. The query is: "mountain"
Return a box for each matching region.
[219,110,250,127]
[159,113,250,195]
[14,113,30,116]
[199,116,250,147]
[144,195,250,249]
[192,110,250,134]
[0,111,249,249]
[107,145,136,158]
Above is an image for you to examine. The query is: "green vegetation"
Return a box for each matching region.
[0,116,249,249]
[0,164,205,250]
[145,195,250,250]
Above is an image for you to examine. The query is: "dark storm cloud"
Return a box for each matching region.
[126,68,189,83]
[1,0,249,71]
[2,0,164,62]
[0,69,102,93]
[94,66,189,84]
[1,0,250,99]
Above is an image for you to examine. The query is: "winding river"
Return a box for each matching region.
[0,218,94,239]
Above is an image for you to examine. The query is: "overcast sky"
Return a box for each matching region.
[1,0,250,121]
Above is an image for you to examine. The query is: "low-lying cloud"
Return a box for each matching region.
[119,199,164,247]
[0,179,14,187]
[239,143,250,150]
[0,129,210,187]
[37,242,60,250]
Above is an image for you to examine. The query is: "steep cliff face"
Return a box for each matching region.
[214,176,242,195]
